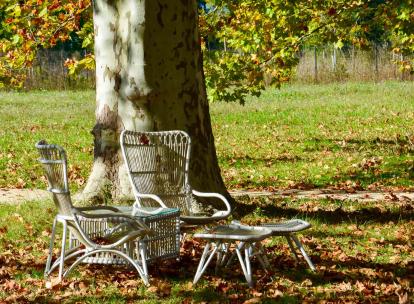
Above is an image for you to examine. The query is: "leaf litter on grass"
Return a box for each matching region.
[1,198,413,303]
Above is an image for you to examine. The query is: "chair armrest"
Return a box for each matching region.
[71,208,152,249]
[132,205,169,215]
[72,208,150,231]
[76,206,121,213]
[135,193,168,208]
[192,189,232,216]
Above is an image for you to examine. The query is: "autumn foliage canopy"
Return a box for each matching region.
[0,0,413,103]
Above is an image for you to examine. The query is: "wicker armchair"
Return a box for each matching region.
[36,140,151,285]
[120,130,231,226]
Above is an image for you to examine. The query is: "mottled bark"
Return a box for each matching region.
[79,0,229,208]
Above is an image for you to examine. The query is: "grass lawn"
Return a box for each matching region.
[0,81,413,302]
[0,81,413,191]
[212,81,414,191]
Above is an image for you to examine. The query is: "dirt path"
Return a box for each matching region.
[0,188,50,205]
[1,188,413,205]
[231,189,414,202]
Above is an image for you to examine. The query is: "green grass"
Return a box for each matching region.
[0,81,413,302]
[1,81,413,191]
[211,81,414,190]
[0,90,95,190]
[0,198,412,303]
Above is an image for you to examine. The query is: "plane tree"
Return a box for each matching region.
[0,0,412,205]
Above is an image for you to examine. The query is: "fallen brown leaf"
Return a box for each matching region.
[243,297,261,304]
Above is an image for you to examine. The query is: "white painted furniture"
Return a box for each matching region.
[260,219,316,271]
[193,223,272,287]
[120,130,231,226]
[232,220,316,271]
[36,141,151,285]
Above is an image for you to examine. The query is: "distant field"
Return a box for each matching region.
[0,81,413,191]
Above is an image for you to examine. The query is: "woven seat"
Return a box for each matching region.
[69,206,181,265]
[36,141,151,285]
[120,130,231,226]
[261,219,311,234]
[195,224,273,242]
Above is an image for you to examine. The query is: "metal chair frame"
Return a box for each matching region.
[120,130,231,226]
[193,223,272,287]
[260,220,316,271]
[232,220,316,271]
[36,141,151,285]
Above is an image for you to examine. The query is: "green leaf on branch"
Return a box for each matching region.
[334,39,344,49]
[38,7,48,18]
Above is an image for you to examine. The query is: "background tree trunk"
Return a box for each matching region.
[78,0,229,208]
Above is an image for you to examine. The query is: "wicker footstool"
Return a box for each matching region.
[230,219,315,271]
[193,223,272,287]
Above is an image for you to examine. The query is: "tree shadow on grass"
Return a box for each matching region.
[331,160,414,186]
[300,137,413,153]
[262,252,413,287]
[233,200,414,224]
[310,231,411,247]
[220,154,304,165]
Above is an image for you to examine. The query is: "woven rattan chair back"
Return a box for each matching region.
[121,130,192,215]
[35,140,73,216]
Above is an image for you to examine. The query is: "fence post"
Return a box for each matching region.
[352,45,356,77]
[332,46,337,72]
[314,47,318,83]
[392,51,397,79]
[60,48,66,90]
[374,43,379,81]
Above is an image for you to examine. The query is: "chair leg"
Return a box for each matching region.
[285,235,300,261]
[215,242,224,275]
[290,235,316,271]
[244,246,252,284]
[180,232,187,247]
[226,241,245,268]
[254,243,270,271]
[218,243,231,267]
[58,220,68,280]
[45,217,58,278]
[139,241,149,278]
[193,243,219,285]
[235,243,253,287]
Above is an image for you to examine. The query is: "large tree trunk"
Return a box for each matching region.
[78,0,229,207]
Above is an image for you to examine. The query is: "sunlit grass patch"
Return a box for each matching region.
[0,90,95,191]
[0,200,54,249]
[212,81,414,191]
[1,81,414,192]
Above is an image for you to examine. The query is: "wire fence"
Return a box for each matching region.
[23,45,413,90]
[294,45,413,83]
[24,48,95,90]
